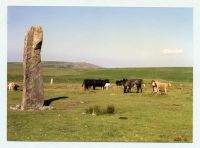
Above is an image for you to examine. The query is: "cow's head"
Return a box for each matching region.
[151,80,157,87]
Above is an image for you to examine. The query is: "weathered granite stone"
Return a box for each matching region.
[21,26,44,110]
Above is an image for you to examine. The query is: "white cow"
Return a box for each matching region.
[50,78,53,85]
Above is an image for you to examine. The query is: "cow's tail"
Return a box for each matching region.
[124,86,127,93]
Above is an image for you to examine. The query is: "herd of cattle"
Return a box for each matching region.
[8,78,171,94]
[82,78,171,94]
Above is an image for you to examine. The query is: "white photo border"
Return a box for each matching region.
[1,0,200,148]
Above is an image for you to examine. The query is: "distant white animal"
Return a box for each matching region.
[8,82,19,91]
[104,83,111,90]
[50,78,53,85]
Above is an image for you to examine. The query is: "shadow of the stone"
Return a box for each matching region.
[44,96,68,106]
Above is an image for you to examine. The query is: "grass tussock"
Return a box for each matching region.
[174,135,188,142]
[85,105,115,115]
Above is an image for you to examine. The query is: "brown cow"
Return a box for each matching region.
[151,80,171,94]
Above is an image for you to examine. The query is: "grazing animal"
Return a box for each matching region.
[123,79,143,93]
[94,79,109,90]
[151,80,171,94]
[82,79,94,90]
[50,78,53,85]
[82,79,109,90]
[8,82,19,91]
[116,79,128,86]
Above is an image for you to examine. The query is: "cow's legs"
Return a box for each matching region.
[124,86,127,93]
[136,87,139,93]
[157,88,160,94]
[152,87,157,94]
[152,86,155,93]
[128,87,131,93]
[11,85,14,91]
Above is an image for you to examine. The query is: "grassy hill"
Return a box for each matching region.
[8,61,102,69]
[42,61,102,69]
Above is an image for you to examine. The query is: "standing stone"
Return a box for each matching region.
[21,26,44,110]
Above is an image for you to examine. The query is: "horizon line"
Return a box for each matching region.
[7,60,193,69]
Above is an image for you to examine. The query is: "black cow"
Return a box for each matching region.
[93,79,109,90]
[82,79,94,90]
[116,79,128,86]
[82,79,109,90]
[123,79,143,93]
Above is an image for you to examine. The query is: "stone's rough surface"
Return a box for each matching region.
[22,26,44,110]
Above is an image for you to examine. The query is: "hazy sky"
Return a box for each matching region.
[7,7,193,68]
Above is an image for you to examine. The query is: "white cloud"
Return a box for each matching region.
[161,48,183,54]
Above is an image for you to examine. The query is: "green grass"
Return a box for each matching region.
[7,63,193,142]
[8,63,192,83]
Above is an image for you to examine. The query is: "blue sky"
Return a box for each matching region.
[7,7,193,68]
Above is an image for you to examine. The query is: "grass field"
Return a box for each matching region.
[7,63,193,142]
